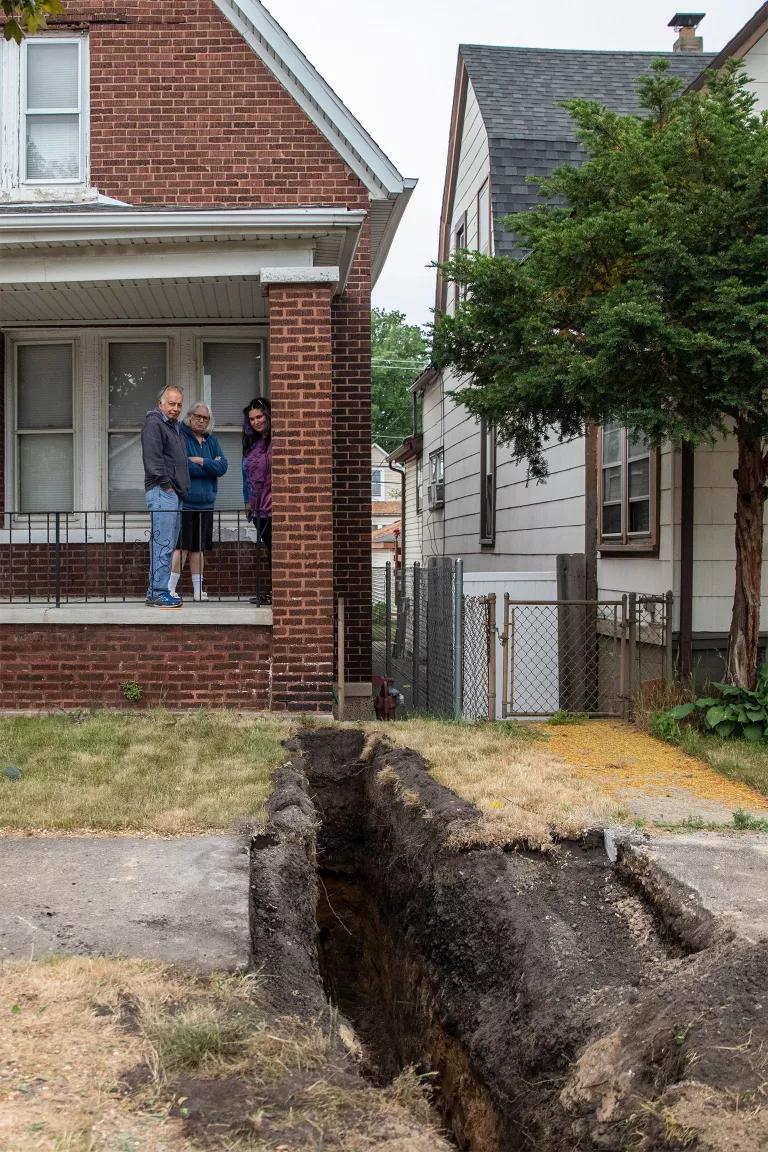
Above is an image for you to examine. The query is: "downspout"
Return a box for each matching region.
[679,442,695,681]
[387,459,406,571]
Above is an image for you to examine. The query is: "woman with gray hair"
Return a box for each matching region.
[169,401,228,602]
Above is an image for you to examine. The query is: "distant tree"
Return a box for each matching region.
[371,308,429,448]
[435,63,768,689]
[2,0,65,42]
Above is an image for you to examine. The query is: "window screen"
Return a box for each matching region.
[108,342,167,511]
[25,42,82,181]
[16,344,74,512]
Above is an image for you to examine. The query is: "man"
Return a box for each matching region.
[141,385,190,607]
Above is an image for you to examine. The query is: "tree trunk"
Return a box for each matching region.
[727,427,767,689]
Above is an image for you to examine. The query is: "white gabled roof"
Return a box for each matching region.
[211,0,416,282]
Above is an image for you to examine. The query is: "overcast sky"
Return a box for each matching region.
[265,0,760,328]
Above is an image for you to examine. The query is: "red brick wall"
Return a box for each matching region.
[0,624,273,709]
[268,283,335,710]
[0,0,374,696]
[333,224,373,685]
[0,540,270,601]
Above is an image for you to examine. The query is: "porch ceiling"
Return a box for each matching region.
[0,207,363,325]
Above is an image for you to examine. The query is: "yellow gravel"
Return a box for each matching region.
[543,720,768,816]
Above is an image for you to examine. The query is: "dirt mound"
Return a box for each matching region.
[289,729,768,1152]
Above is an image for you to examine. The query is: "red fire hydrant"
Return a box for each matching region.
[373,677,400,721]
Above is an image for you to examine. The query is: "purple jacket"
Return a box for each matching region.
[243,440,272,516]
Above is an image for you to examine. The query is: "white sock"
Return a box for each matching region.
[192,574,202,597]
[168,571,180,594]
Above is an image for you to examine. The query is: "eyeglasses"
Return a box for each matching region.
[190,412,209,421]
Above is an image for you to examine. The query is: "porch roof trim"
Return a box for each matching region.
[0,206,367,247]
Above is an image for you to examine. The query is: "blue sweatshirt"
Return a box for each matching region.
[179,424,228,510]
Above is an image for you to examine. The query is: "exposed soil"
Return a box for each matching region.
[257,728,768,1152]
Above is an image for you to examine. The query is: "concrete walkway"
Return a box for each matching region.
[619,830,768,946]
[0,835,250,971]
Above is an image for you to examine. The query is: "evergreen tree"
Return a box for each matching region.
[435,63,768,688]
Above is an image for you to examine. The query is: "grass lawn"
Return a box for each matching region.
[671,726,768,800]
[0,956,448,1152]
[0,710,294,835]
[364,718,611,848]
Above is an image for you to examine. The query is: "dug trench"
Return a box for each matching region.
[251,728,768,1151]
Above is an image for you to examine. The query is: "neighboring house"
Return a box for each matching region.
[0,0,414,710]
[416,7,768,682]
[371,442,401,527]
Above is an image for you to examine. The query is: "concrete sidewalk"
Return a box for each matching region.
[0,835,250,971]
[616,830,768,947]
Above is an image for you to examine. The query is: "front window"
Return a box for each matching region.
[201,341,262,509]
[108,342,168,512]
[600,425,656,549]
[1,36,89,194]
[6,330,267,517]
[15,343,74,512]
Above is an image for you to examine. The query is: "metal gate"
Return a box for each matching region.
[500,592,673,718]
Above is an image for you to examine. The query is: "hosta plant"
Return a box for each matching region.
[668,666,768,741]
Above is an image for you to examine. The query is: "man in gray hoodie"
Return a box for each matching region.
[141,386,190,606]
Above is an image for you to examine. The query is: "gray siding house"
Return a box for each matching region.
[404,7,768,681]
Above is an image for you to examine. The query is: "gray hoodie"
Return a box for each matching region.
[141,408,191,498]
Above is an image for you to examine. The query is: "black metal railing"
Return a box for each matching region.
[0,510,272,606]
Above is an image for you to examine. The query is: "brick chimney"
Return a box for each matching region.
[668,12,705,52]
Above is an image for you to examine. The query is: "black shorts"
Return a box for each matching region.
[178,509,214,552]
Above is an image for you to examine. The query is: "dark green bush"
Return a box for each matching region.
[667,665,768,741]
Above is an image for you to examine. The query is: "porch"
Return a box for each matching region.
[0,206,368,711]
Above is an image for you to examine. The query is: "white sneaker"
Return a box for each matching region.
[193,590,209,602]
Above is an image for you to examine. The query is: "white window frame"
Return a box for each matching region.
[0,33,89,197]
[3,327,270,534]
[105,337,172,514]
[8,338,79,516]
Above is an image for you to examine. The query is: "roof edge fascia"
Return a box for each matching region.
[370,178,417,286]
[211,0,407,201]
[687,3,768,89]
[0,207,367,245]
[435,55,469,315]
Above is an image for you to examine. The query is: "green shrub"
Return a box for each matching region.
[649,710,682,744]
[666,665,768,742]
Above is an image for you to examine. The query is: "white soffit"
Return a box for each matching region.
[211,0,406,200]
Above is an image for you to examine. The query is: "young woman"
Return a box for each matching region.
[169,402,228,602]
[242,397,272,605]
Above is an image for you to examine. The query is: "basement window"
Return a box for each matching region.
[599,425,658,553]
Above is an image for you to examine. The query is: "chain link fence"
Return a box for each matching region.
[373,563,672,721]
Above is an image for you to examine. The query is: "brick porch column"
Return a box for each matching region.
[266,277,335,711]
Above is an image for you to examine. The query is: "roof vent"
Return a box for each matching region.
[668,12,705,52]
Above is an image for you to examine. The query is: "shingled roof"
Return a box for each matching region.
[458,46,716,256]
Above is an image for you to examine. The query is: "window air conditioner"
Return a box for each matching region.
[427,481,445,509]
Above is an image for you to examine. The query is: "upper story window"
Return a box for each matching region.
[371,467,384,500]
[453,213,467,310]
[599,424,658,552]
[480,417,496,544]
[477,180,490,255]
[0,35,89,196]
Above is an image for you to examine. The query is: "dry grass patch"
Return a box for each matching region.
[0,710,295,835]
[0,956,450,1152]
[365,719,611,849]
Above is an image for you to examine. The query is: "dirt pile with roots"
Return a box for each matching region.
[268,728,768,1152]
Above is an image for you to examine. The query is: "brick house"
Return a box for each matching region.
[0,0,414,710]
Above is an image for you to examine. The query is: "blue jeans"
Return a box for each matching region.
[145,485,181,599]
